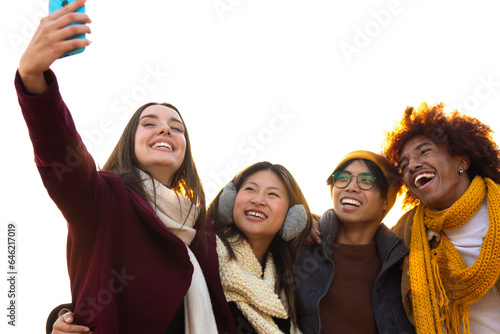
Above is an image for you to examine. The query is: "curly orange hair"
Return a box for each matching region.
[383,102,500,208]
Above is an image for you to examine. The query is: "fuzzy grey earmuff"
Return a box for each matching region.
[218,182,237,225]
[280,204,307,241]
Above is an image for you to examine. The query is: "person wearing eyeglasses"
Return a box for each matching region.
[295,151,415,334]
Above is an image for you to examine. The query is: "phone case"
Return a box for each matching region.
[48,0,86,57]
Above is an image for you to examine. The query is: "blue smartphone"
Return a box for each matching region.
[48,0,86,57]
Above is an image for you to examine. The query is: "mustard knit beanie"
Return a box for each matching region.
[330,150,401,214]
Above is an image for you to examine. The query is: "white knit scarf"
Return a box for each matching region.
[216,235,302,334]
[140,170,217,334]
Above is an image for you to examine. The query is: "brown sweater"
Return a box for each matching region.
[319,241,381,334]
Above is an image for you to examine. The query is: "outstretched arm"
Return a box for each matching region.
[18,0,91,93]
[15,0,100,226]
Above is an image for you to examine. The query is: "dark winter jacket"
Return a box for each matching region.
[295,209,415,334]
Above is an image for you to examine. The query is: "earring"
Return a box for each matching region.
[218,182,237,225]
[458,169,464,175]
[280,204,307,241]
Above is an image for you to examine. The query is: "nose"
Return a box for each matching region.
[158,123,171,136]
[344,176,361,192]
[251,193,266,206]
[407,157,422,174]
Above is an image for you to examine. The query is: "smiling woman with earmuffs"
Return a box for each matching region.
[210,161,313,334]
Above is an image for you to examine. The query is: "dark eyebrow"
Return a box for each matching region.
[244,181,282,192]
[398,142,433,166]
[139,114,158,121]
[416,142,432,150]
[139,114,184,124]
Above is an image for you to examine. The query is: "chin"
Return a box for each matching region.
[420,197,445,210]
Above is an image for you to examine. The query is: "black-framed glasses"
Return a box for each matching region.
[332,171,377,190]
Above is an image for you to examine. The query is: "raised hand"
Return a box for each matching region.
[18,0,91,93]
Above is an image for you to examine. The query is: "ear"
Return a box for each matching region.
[382,200,388,211]
[458,155,471,171]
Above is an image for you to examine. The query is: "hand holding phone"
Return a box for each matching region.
[49,0,87,57]
[18,0,90,93]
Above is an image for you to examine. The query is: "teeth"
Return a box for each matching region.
[414,173,436,188]
[342,198,361,207]
[246,211,266,219]
[152,142,172,150]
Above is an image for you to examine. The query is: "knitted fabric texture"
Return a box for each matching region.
[216,236,301,334]
[409,176,500,334]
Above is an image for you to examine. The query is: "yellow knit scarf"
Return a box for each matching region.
[410,176,500,333]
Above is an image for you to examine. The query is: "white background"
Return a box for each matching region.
[1,0,500,331]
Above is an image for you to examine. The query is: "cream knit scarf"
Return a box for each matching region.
[410,176,500,334]
[140,171,217,334]
[216,235,301,334]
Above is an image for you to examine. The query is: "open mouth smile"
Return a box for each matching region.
[341,198,362,207]
[245,211,267,219]
[414,173,436,189]
[151,142,173,151]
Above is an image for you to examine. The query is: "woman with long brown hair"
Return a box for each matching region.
[16,1,235,333]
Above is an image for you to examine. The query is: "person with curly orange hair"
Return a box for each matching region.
[383,102,500,334]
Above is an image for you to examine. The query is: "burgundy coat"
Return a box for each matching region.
[16,70,236,334]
